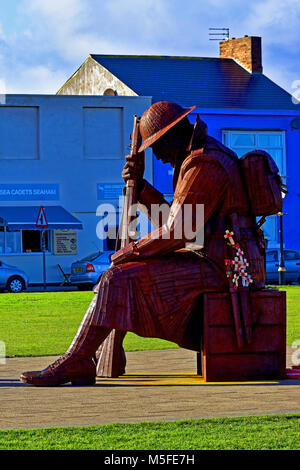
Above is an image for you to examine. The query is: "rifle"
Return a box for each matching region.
[96,115,142,377]
[116,115,142,250]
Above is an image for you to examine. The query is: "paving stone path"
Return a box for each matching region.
[1,348,299,429]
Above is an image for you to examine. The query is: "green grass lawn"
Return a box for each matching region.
[282,285,300,346]
[0,291,177,357]
[0,414,299,450]
[1,291,299,450]
[0,286,299,357]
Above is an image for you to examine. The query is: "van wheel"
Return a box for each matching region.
[7,276,25,293]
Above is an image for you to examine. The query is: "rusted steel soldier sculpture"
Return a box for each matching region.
[20,100,266,386]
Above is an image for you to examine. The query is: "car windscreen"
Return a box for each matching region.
[78,252,102,262]
[94,252,113,263]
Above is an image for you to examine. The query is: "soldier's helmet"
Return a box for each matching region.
[139,101,196,152]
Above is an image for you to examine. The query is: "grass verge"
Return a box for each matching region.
[0,414,299,450]
[0,286,299,357]
[0,291,177,356]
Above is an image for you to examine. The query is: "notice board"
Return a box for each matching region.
[53,230,77,255]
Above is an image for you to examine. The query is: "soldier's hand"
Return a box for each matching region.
[122,152,145,183]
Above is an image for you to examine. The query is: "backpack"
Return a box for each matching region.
[239,150,285,217]
[197,134,286,218]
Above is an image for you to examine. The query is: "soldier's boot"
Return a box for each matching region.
[95,330,127,378]
[20,309,111,386]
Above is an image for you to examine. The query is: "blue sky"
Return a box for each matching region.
[0,0,299,98]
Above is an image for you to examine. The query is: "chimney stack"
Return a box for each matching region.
[219,35,262,73]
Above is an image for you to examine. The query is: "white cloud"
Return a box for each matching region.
[1,62,69,94]
[241,0,300,90]
[0,22,5,41]
[0,0,299,94]
[19,0,174,59]
[19,0,90,61]
[7,65,69,94]
[247,0,300,45]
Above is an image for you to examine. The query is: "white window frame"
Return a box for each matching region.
[222,129,286,247]
[222,130,286,180]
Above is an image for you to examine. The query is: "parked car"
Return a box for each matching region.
[266,248,300,284]
[70,251,113,290]
[0,260,29,293]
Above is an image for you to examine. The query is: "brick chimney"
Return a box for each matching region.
[219,35,262,73]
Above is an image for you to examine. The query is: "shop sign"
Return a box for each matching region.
[97,183,124,200]
[0,183,60,201]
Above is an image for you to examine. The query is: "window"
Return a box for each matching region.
[0,227,51,254]
[22,230,50,253]
[222,130,286,179]
[0,107,39,159]
[103,88,117,96]
[266,250,278,262]
[222,130,286,245]
[262,215,278,244]
[0,227,22,254]
[103,226,119,251]
[0,227,3,253]
[284,250,300,261]
[83,107,123,159]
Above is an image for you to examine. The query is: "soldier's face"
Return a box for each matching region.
[151,138,176,166]
[151,125,185,167]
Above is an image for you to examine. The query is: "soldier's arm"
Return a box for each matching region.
[138,180,171,228]
[122,151,170,228]
[112,155,229,264]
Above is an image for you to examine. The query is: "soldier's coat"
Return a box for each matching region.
[90,136,265,350]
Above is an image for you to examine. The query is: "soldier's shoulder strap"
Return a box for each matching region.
[182,147,228,175]
[203,136,239,160]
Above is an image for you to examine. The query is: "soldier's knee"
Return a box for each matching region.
[95,262,146,293]
[93,265,122,293]
[102,265,123,283]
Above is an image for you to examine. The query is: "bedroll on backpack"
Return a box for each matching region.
[239,150,284,217]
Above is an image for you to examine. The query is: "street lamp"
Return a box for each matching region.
[278,188,288,285]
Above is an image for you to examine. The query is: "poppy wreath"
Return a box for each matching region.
[224,229,253,289]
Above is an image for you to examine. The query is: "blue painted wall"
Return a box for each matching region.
[0,94,152,283]
[153,108,300,249]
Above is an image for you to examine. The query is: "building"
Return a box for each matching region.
[0,94,152,284]
[57,36,300,249]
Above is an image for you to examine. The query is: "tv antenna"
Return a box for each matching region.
[209,28,230,41]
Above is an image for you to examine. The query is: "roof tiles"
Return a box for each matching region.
[91,55,296,110]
